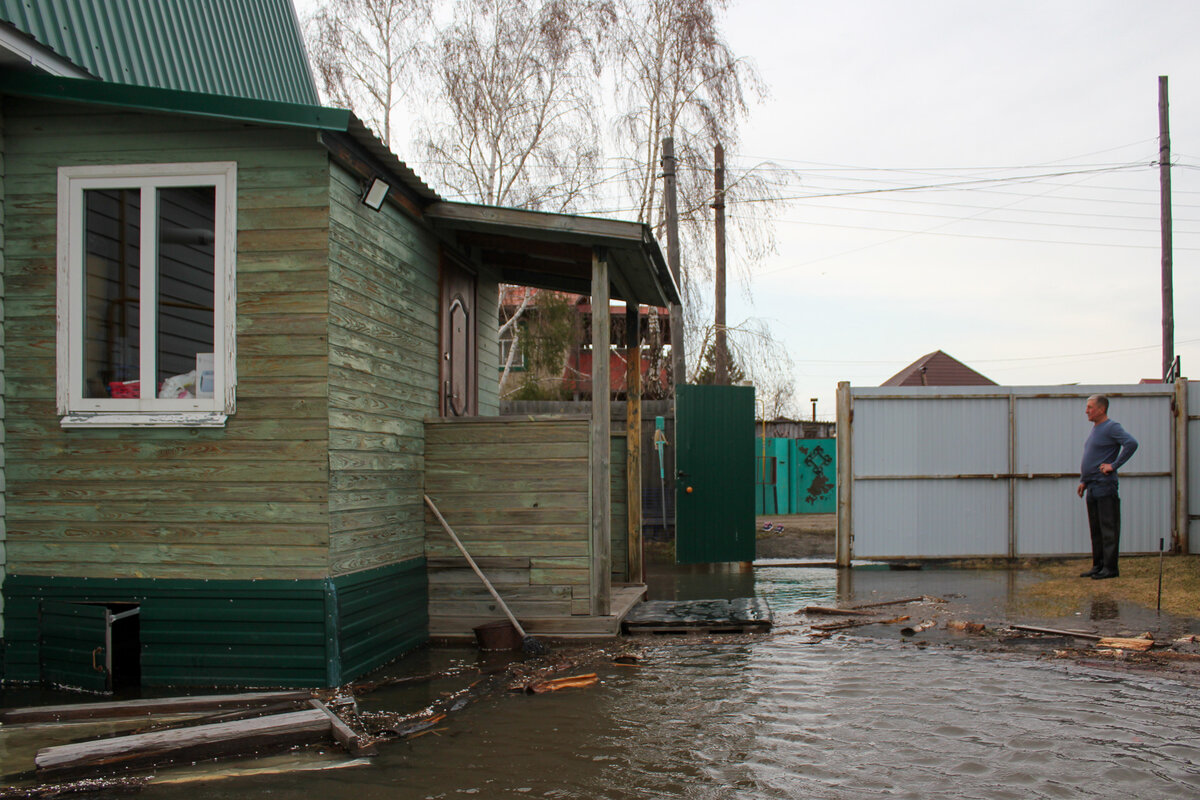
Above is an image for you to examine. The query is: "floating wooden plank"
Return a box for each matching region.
[1097,636,1155,651]
[0,691,314,725]
[35,709,331,775]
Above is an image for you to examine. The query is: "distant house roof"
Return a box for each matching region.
[0,0,319,105]
[882,350,996,387]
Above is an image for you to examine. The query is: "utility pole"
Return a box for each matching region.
[1159,75,1174,380]
[661,138,686,387]
[713,142,727,385]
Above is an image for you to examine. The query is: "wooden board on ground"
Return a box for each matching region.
[623,598,772,635]
[35,709,332,775]
[1,691,314,725]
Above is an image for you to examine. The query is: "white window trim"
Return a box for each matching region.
[56,162,238,428]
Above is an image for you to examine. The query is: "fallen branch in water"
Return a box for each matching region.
[848,596,929,610]
[800,606,875,617]
[810,615,910,632]
[1009,624,1102,641]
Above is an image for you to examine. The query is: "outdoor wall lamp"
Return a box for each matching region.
[362,177,389,211]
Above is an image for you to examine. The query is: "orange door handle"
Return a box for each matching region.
[91,646,105,672]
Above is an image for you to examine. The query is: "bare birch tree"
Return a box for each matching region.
[420,0,612,211]
[611,0,787,386]
[305,0,432,148]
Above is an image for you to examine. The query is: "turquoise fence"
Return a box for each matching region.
[754,438,836,515]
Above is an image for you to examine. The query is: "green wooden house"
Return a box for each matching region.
[0,4,677,690]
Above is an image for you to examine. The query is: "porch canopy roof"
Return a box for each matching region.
[425,202,680,309]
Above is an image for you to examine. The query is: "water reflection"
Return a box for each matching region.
[1090,596,1120,621]
[22,564,1200,799]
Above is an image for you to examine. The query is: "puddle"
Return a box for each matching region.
[6,565,1200,798]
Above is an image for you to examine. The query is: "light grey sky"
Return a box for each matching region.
[719,1,1200,417]
[297,1,1200,418]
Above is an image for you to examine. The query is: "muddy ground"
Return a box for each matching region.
[755,513,835,559]
[750,514,1200,685]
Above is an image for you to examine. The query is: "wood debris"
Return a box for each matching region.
[522,673,599,694]
[34,709,333,776]
[1096,636,1155,652]
[1009,624,1102,641]
[0,691,313,726]
[848,596,934,610]
[800,606,875,617]
[900,620,936,636]
[809,615,910,632]
[946,620,986,634]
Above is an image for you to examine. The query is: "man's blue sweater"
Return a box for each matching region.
[1080,419,1138,497]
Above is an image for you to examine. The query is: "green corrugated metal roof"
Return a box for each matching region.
[0,0,319,105]
[0,70,441,201]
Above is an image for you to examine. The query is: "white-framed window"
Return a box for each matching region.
[56,162,237,427]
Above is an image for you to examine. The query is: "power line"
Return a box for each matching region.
[732,214,1200,250]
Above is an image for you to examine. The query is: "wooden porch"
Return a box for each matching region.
[423,415,646,639]
[421,202,679,641]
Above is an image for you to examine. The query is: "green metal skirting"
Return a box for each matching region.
[2,560,428,689]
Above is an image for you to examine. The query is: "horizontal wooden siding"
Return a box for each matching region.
[2,98,331,581]
[424,417,591,636]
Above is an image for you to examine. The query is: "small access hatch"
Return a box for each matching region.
[40,601,140,693]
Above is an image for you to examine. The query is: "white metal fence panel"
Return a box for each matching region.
[1016,477,1172,556]
[853,479,1008,557]
[843,383,1180,561]
[852,396,1008,476]
[1190,384,1200,553]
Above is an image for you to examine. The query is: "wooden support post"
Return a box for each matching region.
[835,381,853,567]
[626,303,644,584]
[591,247,612,616]
[713,142,727,385]
[662,138,686,388]
[1160,75,1174,381]
[1174,378,1188,553]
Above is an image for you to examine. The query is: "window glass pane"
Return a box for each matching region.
[156,186,215,399]
[83,189,140,398]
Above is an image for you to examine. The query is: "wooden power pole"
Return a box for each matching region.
[713,143,727,385]
[1159,75,1174,380]
[662,138,686,387]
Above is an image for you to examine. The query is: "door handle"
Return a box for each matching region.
[676,470,689,479]
[91,646,105,673]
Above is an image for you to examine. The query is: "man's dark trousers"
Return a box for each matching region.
[1086,492,1120,574]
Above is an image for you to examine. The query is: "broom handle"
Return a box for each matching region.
[424,495,528,638]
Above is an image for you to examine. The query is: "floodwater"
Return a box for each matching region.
[8,566,1200,798]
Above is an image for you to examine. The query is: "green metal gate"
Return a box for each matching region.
[675,385,756,563]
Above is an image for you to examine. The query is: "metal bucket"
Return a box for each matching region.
[473,620,521,651]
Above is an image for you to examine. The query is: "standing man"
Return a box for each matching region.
[1077,395,1138,580]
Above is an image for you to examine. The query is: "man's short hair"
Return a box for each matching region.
[1088,394,1110,412]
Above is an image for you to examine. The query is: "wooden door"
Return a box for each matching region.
[440,254,477,416]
